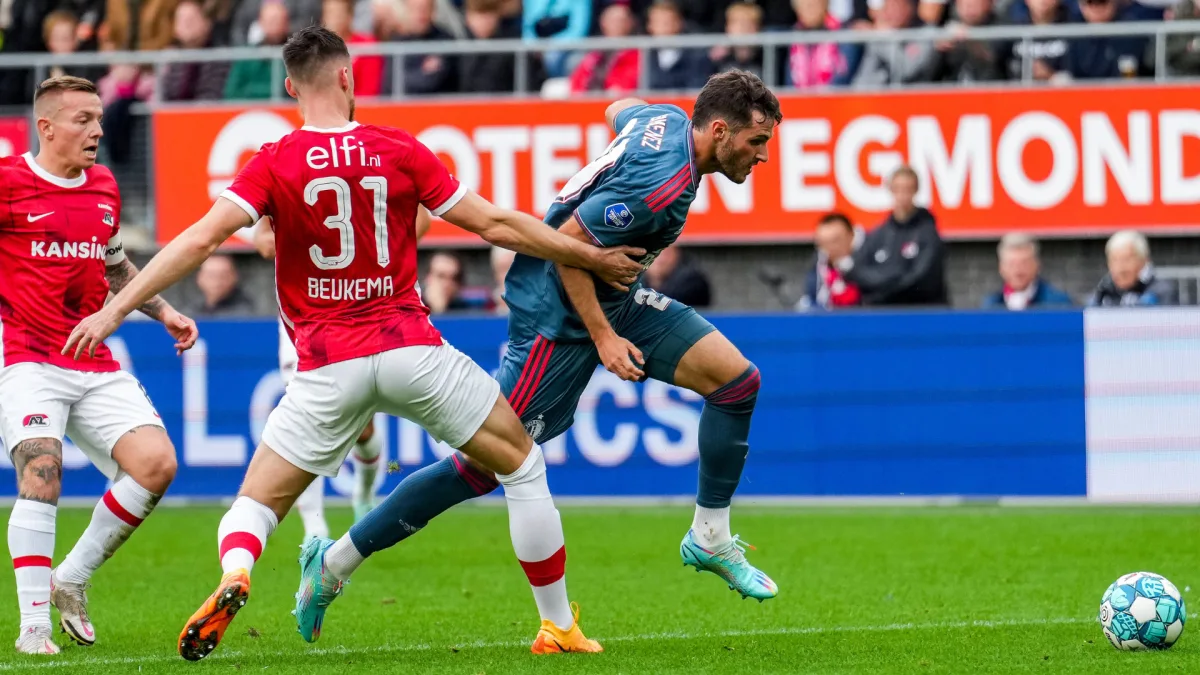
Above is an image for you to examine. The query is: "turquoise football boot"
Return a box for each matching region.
[680,529,778,602]
[293,536,344,643]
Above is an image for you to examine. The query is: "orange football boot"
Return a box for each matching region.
[178,569,250,661]
[530,602,603,654]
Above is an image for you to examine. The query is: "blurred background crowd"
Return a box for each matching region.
[2,0,1198,316]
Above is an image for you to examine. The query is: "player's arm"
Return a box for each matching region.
[606,98,649,132]
[440,191,644,291]
[415,206,432,241]
[64,198,253,358]
[556,216,645,382]
[105,259,175,322]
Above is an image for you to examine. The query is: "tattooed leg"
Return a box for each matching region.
[12,438,63,506]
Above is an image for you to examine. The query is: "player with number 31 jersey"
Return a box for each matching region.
[64,26,645,661]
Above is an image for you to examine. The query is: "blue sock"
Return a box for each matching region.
[348,453,497,556]
[696,364,761,509]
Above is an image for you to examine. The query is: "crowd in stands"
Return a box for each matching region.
[1,0,1195,104]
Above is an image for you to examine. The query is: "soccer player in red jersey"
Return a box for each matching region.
[1,76,198,655]
[64,27,644,660]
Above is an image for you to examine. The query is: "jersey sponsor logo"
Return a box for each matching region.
[26,212,54,222]
[603,203,634,230]
[22,414,49,428]
[304,135,382,170]
[98,203,113,211]
[641,114,669,151]
[307,276,396,302]
[30,239,110,260]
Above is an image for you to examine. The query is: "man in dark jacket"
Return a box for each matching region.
[646,0,712,90]
[386,0,457,95]
[802,212,864,310]
[833,166,948,306]
[644,246,712,308]
[161,0,231,102]
[982,233,1073,309]
[1005,0,1071,81]
[459,0,524,93]
[1090,230,1178,306]
[937,0,1011,83]
[1064,0,1161,79]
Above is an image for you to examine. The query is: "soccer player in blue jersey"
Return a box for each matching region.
[300,69,781,642]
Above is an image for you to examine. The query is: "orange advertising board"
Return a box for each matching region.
[153,85,1200,248]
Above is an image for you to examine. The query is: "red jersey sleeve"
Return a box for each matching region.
[407,140,465,217]
[221,147,274,222]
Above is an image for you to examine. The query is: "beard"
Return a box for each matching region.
[715,138,749,184]
[348,96,356,122]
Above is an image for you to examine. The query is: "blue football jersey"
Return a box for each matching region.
[505,103,699,341]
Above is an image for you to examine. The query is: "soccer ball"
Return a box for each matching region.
[1099,571,1186,650]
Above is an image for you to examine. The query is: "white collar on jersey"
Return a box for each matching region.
[300,121,361,134]
[23,152,87,189]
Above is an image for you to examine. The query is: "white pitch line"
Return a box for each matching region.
[0,614,1116,671]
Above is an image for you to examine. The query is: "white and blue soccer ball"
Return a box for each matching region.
[1099,571,1186,650]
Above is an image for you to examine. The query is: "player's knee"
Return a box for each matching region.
[704,362,761,414]
[130,446,177,494]
[357,421,375,445]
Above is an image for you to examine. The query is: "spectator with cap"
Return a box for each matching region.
[645,0,712,90]
[644,246,712,308]
[832,166,948,306]
[570,0,640,94]
[1090,230,1178,306]
[982,233,1073,310]
[852,0,939,88]
[802,212,864,310]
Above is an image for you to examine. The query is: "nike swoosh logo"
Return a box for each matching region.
[32,600,49,606]
[27,212,54,222]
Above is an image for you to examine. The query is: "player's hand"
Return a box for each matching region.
[596,331,644,382]
[590,245,646,292]
[63,308,123,360]
[163,309,199,355]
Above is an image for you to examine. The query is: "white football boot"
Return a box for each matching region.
[14,625,60,654]
[50,568,95,646]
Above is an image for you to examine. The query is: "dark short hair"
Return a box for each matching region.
[817,212,853,233]
[693,70,782,131]
[282,25,349,83]
[34,75,97,103]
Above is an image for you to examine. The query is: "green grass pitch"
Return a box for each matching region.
[0,505,1197,673]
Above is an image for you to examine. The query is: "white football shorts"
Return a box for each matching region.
[262,343,500,477]
[0,362,164,479]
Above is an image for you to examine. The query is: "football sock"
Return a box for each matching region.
[498,445,574,631]
[691,505,732,549]
[58,477,159,585]
[695,363,760,528]
[217,496,278,575]
[294,477,329,540]
[347,452,493,557]
[324,535,364,581]
[8,500,55,631]
[351,431,382,507]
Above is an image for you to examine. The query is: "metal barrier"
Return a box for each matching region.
[1153,266,1200,305]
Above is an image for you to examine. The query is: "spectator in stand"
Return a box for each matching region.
[570,0,640,94]
[1064,0,1159,79]
[43,11,102,82]
[646,0,712,90]
[322,0,384,96]
[524,0,592,77]
[787,0,855,89]
[191,255,258,316]
[386,0,458,95]
[422,252,474,313]
[711,2,765,78]
[937,0,1009,82]
[460,0,523,93]
[852,0,939,88]
[1005,0,1070,80]
[161,0,230,102]
[833,166,948,306]
[802,212,864,310]
[645,246,712,307]
[1090,231,1178,306]
[1166,0,1200,75]
[230,0,320,45]
[103,0,179,51]
[981,234,1073,309]
[223,1,290,100]
[491,246,517,314]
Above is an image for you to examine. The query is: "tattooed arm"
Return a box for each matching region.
[105,258,173,321]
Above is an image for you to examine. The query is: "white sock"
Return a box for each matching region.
[325,535,365,581]
[295,478,329,539]
[58,477,159,585]
[497,445,573,630]
[217,496,278,575]
[691,505,732,548]
[351,432,382,507]
[8,500,56,631]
